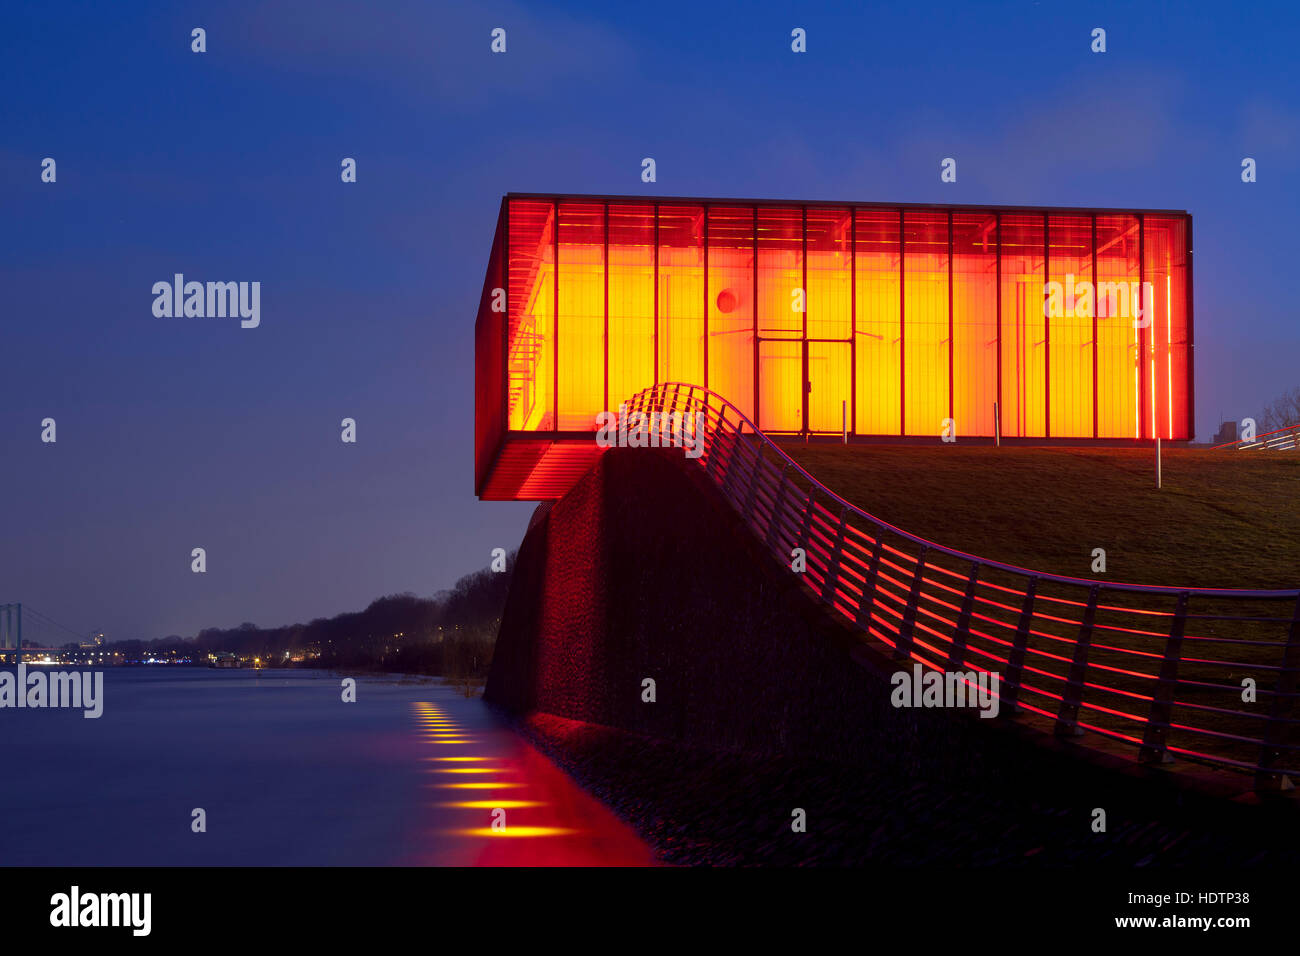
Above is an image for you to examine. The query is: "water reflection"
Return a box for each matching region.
[0,670,655,866]
[409,699,656,866]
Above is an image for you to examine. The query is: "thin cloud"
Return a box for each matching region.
[236,0,637,106]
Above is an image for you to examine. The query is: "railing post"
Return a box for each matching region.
[721,413,748,506]
[949,561,980,670]
[854,536,884,631]
[797,487,815,571]
[731,432,754,499]
[1139,591,1189,765]
[707,403,727,482]
[1055,584,1100,737]
[820,507,848,605]
[742,444,764,522]
[668,383,680,438]
[1001,576,1037,715]
[895,545,928,660]
[766,464,791,549]
[1255,594,1300,791]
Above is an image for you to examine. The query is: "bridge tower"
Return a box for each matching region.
[0,603,21,664]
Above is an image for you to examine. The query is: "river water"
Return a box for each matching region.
[0,667,655,866]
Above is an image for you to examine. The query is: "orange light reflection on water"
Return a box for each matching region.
[408,701,656,866]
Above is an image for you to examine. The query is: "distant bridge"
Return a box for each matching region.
[625,384,1300,792]
[0,604,95,662]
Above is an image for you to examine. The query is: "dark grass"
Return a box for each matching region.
[778,444,1300,590]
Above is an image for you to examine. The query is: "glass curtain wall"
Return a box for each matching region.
[501,198,1189,440]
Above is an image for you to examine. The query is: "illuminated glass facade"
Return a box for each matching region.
[477,194,1192,500]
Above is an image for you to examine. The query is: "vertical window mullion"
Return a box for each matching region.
[703,204,709,391]
[603,203,609,414]
[752,205,759,431]
[1139,213,1146,440]
[1043,212,1050,439]
[653,203,659,386]
[995,212,1002,437]
[1091,214,1099,439]
[899,208,905,437]
[552,199,559,434]
[850,206,857,436]
[948,209,954,423]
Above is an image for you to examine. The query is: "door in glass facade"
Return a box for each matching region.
[808,342,851,432]
[758,340,802,432]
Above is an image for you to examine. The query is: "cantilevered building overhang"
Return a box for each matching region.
[476,193,1192,501]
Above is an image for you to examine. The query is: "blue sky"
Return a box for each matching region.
[2,0,1296,641]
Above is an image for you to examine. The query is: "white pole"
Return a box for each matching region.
[994,402,1001,447]
[842,399,847,444]
[1156,436,1162,489]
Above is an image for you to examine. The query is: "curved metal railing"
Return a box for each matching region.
[624,383,1300,791]
[1212,423,1300,451]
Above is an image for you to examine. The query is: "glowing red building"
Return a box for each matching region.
[476,194,1192,500]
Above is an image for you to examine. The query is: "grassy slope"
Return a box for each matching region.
[778,444,1300,591]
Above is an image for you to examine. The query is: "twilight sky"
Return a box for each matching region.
[2,0,1297,642]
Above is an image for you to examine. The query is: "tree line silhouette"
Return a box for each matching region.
[107,553,516,678]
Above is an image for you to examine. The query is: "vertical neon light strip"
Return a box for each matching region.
[553,199,559,434]
[1150,355,1156,437]
[1138,214,1145,441]
[1149,279,1157,439]
[1166,274,1173,439]
[1133,315,1139,439]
